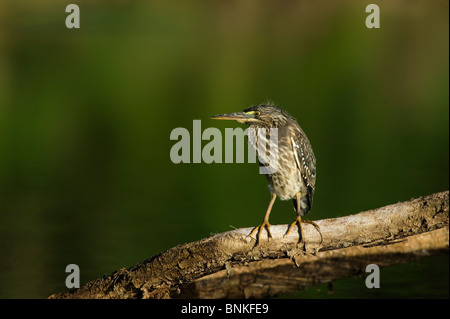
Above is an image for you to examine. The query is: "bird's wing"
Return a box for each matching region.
[290,129,316,189]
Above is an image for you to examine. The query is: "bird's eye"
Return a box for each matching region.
[246,111,260,117]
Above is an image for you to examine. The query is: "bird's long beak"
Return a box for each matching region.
[211,112,253,122]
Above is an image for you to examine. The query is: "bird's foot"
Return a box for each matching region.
[248,220,272,245]
[285,217,323,246]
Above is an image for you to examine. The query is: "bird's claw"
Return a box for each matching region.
[248,220,272,245]
[284,217,323,245]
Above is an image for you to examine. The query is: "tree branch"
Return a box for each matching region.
[49,191,449,299]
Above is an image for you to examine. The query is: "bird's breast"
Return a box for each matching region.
[265,144,304,200]
[247,127,303,200]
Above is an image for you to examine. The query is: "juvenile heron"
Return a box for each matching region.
[211,104,321,245]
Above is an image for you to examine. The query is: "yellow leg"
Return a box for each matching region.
[285,193,323,244]
[249,193,277,244]
[285,215,322,243]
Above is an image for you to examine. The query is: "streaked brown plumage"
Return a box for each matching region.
[212,104,321,245]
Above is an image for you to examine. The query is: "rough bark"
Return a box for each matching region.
[49,191,449,299]
[175,227,448,298]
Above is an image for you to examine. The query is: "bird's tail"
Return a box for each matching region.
[293,185,314,216]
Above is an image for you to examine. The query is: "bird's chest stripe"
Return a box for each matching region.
[248,127,281,174]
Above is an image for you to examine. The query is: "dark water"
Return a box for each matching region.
[0,1,448,298]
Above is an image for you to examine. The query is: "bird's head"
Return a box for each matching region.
[211,104,294,128]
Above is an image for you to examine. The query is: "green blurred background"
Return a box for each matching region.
[0,0,448,298]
